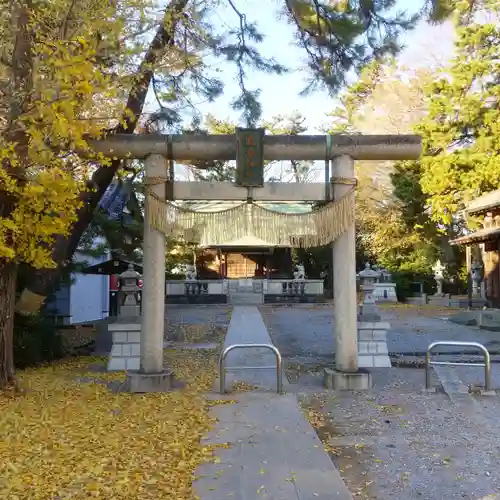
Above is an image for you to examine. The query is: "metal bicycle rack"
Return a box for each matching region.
[219,343,283,394]
[425,341,492,392]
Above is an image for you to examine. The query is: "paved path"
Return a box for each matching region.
[221,306,282,391]
[195,393,353,500]
[194,306,353,500]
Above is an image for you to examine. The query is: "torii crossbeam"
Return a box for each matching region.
[89,133,420,161]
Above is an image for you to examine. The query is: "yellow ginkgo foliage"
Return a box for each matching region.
[0,0,159,389]
[0,0,154,269]
[0,345,232,499]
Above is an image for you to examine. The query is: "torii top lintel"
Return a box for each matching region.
[87,133,421,162]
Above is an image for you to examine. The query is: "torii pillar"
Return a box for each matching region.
[126,154,173,392]
[323,155,370,390]
[332,156,358,370]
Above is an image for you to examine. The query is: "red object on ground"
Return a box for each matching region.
[138,279,143,288]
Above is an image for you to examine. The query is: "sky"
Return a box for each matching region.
[143,0,456,183]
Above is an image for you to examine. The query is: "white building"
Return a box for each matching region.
[45,249,111,325]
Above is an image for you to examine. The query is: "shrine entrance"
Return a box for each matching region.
[90,130,421,391]
[224,253,259,279]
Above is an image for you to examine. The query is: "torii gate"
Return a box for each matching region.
[90,132,421,391]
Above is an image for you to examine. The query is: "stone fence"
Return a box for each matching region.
[164,278,325,304]
[165,279,228,304]
[263,279,324,303]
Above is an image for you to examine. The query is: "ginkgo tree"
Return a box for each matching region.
[0,0,159,387]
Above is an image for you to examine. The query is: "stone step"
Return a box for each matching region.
[229,293,263,305]
[230,292,261,296]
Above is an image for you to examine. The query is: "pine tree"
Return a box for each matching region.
[262,112,315,183]
[181,115,237,181]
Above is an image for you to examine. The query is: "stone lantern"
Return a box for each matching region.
[432,260,446,297]
[118,263,142,317]
[357,263,381,308]
[357,263,383,319]
[356,263,391,368]
[471,260,483,297]
[379,267,392,283]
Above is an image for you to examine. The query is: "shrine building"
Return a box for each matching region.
[450,188,500,307]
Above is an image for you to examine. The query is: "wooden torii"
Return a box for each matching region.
[90,131,421,391]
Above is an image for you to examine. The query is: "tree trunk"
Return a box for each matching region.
[0,261,17,389]
[16,0,190,315]
[0,0,33,388]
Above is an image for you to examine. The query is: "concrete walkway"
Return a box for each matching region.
[194,306,353,500]
[221,305,283,391]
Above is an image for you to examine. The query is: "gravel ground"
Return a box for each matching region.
[260,304,500,358]
[164,305,232,327]
[297,367,500,500]
[260,305,500,388]
[165,305,231,343]
[259,305,500,499]
[93,305,232,354]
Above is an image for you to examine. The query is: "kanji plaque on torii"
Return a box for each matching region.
[235,127,265,187]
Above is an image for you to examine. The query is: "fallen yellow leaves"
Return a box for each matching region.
[231,381,259,392]
[0,347,227,499]
[299,395,343,457]
[307,407,327,429]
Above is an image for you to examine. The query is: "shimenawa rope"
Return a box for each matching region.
[144,177,357,248]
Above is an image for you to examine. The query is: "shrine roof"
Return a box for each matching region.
[465,189,500,214]
[175,200,312,213]
[199,235,288,248]
[449,226,500,246]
